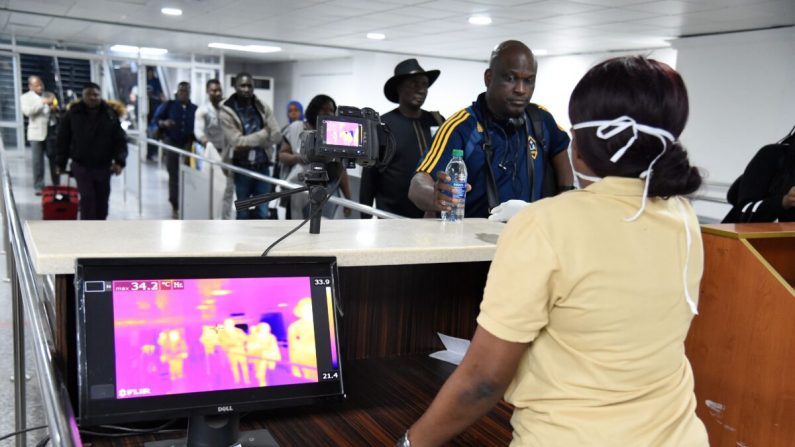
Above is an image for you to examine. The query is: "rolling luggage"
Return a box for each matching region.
[42,175,79,220]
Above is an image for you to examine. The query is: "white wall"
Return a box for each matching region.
[674,27,795,185]
[227,48,681,134]
[533,48,677,131]
[286,52,486,119]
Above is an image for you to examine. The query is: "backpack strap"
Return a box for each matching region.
[526,104,546,154]
[479,123,501,212]
[429,111,445,127]
[527,103,560,198]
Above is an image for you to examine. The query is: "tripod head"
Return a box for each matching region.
[234,162,333,234]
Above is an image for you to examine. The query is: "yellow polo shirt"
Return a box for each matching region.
[478,177,708,446]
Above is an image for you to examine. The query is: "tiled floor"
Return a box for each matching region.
[0,149,177,445]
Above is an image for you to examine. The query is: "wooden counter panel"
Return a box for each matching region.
[686,233,795,447]
[81,356,514,447]
[337,262,490,359]
[748,237,795,288]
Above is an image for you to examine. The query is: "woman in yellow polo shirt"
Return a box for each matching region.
[400,56,708,446]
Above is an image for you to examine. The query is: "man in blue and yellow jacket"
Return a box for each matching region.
[409,40,573,218]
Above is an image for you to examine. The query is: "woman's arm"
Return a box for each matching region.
[406,325,527,446]
[278,140,302,166]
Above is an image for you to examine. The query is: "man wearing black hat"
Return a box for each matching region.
[359,59,444,218]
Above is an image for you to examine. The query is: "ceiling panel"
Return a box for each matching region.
[43,18,90,37]
[0,0,792,60]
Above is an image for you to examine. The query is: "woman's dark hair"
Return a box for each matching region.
[304,94,336,129]
[569,56,702,197]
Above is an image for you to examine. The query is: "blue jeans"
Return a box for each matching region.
[234,164,272,219]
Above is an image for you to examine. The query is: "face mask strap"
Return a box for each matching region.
[571,116,676,220]
[675,196,698,315]
[572,117,695,315]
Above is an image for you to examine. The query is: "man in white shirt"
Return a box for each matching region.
[21,75,54,195]
[194,78,234,219]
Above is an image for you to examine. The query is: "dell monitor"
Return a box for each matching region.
[75,256,345,446]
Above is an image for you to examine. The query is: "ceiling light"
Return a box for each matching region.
[140,47,168,56]
[161,7,183,16]
[366,32,386,40]
[533,49,549,56]
[468,15,492,26]
[110,45,168,56]
[110,44,140,54]
[207,42,281,53]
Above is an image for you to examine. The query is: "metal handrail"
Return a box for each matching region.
[1,149,82,446]
[140,137,406,220]
[691,195,729,204]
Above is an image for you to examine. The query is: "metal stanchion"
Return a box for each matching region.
[3,196,10,281]
[12,254,27,447]
[208,161,215,219]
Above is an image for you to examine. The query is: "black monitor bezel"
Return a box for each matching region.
[74,256,345,427]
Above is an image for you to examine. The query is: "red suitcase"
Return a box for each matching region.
[42,184,79,220]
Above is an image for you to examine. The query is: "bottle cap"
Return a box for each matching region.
[452,149,463,157]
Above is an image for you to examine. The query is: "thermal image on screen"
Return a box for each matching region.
[111,277,319,399]
[324,121,361,147]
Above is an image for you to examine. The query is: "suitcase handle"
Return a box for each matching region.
[56,171,75,188]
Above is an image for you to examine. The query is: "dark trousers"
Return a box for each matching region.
[234,163,272,219]
[30,140,46,190]
[45,130,60,186]
[71,161,111,220]
[165,142,191,212]
[166,150,180,212]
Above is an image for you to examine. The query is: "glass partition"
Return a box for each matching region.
[111,59,139,131]
[0,127,16,150]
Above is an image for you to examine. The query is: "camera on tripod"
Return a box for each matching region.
[300,106,394,169]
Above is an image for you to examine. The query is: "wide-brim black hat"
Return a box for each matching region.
[384,58,440,103]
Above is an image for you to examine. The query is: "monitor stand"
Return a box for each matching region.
[144,413,279,447]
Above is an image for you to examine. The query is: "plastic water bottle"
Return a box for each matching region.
[441,149,467,222]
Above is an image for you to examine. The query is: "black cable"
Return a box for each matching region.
[97,419,178,433]
[80,428,184,438]
[80,419,180,438]
[0,425,48,441]
[35,435,50,447]
[261,180,339,257]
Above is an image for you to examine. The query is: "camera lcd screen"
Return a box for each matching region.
[76,257,344,426]
[323,121,362,147]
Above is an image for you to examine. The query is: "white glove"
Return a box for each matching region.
[488,199,530,222]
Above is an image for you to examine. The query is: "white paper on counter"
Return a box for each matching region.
[429,333,470,365]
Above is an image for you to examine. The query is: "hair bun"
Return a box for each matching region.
[648,142,702,197]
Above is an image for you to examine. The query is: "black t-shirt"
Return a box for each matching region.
[359,109,442,217]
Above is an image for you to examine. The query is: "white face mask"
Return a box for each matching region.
[570,116,697,315]
[567,141,602,190]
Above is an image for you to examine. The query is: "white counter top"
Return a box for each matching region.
[24,218,505,274]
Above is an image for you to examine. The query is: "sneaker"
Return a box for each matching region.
[35,189,43,196]
[172,209,179,219]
